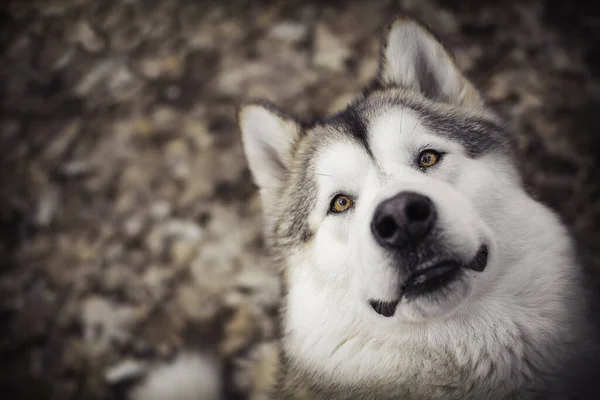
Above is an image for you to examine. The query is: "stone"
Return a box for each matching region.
[105,359,147,384]
[235,263,280,310]
[68,19,106,53]
[43,119,81,160]
[103,264,138,295]
[130,352,222,400]
[38,38,76,71]
[35,187,60,227]
[314,23,351,72]
[123,215,145,238]
[170,240,197,265]
[176,285,220,323]
[149,201,172,220]
[269,21,307,43]
[142,266,174,301]
[74,59,120,96]
[151,106,182,132]
[81,296,143,347]
[137,54,185,79]
[107,65,143,102]
[240,342,278,399]
[111,25,143,52]
[161,219,203,242]
[61,160,93,177]
[220,306,256,357]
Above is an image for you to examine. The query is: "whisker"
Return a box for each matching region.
[400,106,405,136]
[315,172,335,177]
[409,119,420,136]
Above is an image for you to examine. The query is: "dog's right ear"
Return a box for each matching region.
[238,102,301,191]
[376,16,483,107]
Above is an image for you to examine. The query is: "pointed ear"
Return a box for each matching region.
[377,17,483,107]
[238,102,301,190]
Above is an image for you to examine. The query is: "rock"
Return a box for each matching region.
[43,119,81,160]
[137,54,185,79]
[220,306,257,357]
[328,92,359,114]
[72,58,143,102]
[269,21,307,43]
[142,266,174,301]
[183,118,213,151]
[151,106,182,133]
[103,264,139,296]
[108,65,143,102]
[35,187,60,227]
[161,219,203,242]
[38,37,76,71]
[111,25,143,52]
[176,285,220,323]
[105,359,147,384]
[105,243,124,262]
[74,59,120,96]
[130,352,222,400]
[235,263,280,310]
[81,296,143,347]
[123,215,145,238]
[149,201,172,220]
[314,23,351,72]
[234,342,278,399]
[61,160,93,177]
[145,228,165,257]
[165,138,191,181]
[170,240,197,265]
[486,72,512,102]
[68,19,106,53]
[38,0,89,16]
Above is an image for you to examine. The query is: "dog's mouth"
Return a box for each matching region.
[370,245,488,317]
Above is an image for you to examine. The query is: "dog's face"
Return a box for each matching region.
[239,18,519,325]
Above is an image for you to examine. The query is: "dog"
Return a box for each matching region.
[238,16,600,399]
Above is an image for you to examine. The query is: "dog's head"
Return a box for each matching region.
[238,17,519,323]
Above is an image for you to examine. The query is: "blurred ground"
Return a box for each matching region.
[0,0,599,399]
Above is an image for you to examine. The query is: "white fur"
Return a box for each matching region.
[383,20,466,103]
[240,17,587,399]
[239,105,298,190]
[281,107,579,397]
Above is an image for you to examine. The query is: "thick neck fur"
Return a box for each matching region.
[238,18,600,400]
[274,185,598,400]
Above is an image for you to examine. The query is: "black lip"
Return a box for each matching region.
[402,261,461,300]
[465,245,488,272]
[369,245,489,317]
[369,299,398,317]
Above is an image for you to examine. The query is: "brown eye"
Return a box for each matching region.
[418,150,440,168]
[331,194,353,213]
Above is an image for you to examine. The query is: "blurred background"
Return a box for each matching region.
[1,0,599,399]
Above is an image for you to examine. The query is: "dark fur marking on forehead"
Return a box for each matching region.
[416,108,511,157]
[313,102,374,159]
[343,94,511,158]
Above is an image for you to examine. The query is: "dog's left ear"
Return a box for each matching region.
[238,102,301,192]
[377,17,483,107]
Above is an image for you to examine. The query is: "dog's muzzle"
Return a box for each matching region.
[369,191,488,317]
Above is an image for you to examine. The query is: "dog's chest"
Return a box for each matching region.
[281,322,537,399]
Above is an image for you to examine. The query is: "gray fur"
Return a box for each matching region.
[238,15,600,400]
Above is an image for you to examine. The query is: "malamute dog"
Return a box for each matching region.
[238,16,600,399]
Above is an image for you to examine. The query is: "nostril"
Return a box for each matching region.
[405,200,430,222]
[376,216,397,239]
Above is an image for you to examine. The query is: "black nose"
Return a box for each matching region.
[371,192,437,249]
